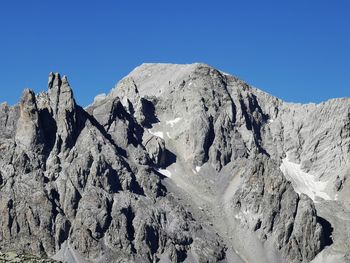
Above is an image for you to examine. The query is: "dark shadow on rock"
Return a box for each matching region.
[204,116,215,163]
[121,206,136,252]
[107,170,123,193]
[177,249,188,262]
[39,108,57,156]
[129,177,146,196]
[317,216,333,247]
[140,98,159,128]
[161,149,177,169]
[145,225,159,255]
[113,100,144,147]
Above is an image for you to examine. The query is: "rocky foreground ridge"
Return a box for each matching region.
[0,63,349,263]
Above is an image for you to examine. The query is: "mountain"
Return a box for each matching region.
[0,63,349,263]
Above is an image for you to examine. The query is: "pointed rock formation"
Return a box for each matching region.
[15,89,43,150]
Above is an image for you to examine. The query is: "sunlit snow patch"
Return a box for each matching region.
[148,129,164,139]
[158,169,172,178]
[166,118,182,127]
[280,156,331,202]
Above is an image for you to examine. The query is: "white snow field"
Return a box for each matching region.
[158,169,172,178]
[280,156,331,202]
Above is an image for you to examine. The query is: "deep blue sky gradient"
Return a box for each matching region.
[1,0,349,106]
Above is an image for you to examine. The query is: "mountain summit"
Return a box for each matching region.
[0,63,349,263]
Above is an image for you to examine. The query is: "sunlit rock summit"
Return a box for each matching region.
[0,63,349,263]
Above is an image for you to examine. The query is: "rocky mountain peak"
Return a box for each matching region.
[47,72,76,117]
[0,64,349,263]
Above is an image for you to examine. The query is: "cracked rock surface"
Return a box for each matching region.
[0,63,349,263]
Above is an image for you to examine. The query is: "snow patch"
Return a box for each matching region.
[158,169,172,178]
[280,156,331,202]
[166,117,182,127]
[148,129,164,139]
[166,132,172,139]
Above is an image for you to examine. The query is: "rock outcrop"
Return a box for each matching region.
[0,72,226,263]
[0,63,349,263]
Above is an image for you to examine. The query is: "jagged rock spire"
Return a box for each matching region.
[15,89,43,149]
[48,72,76,117]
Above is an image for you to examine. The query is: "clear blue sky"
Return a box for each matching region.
[1,0,349,106]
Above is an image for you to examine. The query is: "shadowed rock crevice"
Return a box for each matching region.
[145,225,159,257]
[161,149,177,169]
[317,216,333,247]
[203,116,216,164]
[121,206,136,249]
[39,108,57,156]
[139,97,159,128]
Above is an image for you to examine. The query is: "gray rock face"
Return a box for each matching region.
[230,157,323,262]
[0,72,226,263]
[0,63,349,263]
